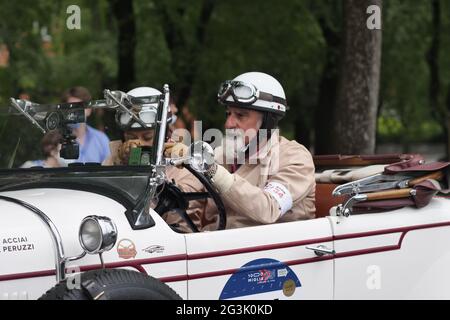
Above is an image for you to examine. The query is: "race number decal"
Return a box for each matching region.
[219,258,301,299]
[264,181,293,216]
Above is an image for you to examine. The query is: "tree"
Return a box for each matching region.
[427,0,448,160]
[330,0,382,154]
[153,0,216,126]
[309,0,343,154]
[111,0,136,91]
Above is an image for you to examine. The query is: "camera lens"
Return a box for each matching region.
[45,112,60,131]
[60,143,79,159]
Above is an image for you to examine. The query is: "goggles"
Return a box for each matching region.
[115,94,172,130]
[116,106,158,130]
[217,80,287,106]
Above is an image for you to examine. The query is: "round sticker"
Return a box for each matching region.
[283,279,296,297]
[117,239,137,259]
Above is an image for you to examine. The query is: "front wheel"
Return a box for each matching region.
[39,269,182,300]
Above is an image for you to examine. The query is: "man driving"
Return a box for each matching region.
[165,72,316,230]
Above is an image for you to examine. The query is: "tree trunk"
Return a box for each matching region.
[111,0,136,91]
[447,86,450,161]
[427,0,441,116]
[314,14,341,154]
[427,0,446,159]
[155,0,216,130]
[290,110,311,149]
[330,0,382,154]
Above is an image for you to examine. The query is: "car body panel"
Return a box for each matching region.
[1,187,450,300]
[0,188,188,300]
[185,218,334,299]
[332,197,450,299]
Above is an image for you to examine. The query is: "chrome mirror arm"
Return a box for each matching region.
[336,194,368,217]
[103,89,148,129]
[10,98,46,134]
[168,157,192,167]
[64,251,87,262]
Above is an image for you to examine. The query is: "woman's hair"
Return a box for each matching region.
[41,130,62,157]
[61,86,92,102]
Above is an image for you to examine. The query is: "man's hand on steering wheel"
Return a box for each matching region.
[156,142,227,232]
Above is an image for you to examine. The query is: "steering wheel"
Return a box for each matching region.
[153,164,226,233]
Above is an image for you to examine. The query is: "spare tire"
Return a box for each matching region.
[39,269,182,300]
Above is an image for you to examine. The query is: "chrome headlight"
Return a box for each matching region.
[79,216,118,254]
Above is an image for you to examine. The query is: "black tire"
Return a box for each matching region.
[39,269,182,300]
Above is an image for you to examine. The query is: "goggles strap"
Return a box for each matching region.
[220,90,286,106]
[258,91,286,105]
[218,81,287,107]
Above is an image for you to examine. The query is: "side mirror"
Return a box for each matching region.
[167,141,215,173]
[189,141,215,173]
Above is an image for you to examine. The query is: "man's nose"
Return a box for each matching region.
[225,114,237,129]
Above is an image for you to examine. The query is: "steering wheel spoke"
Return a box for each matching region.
[154,165,227,232]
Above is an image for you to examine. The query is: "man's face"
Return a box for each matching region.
[224,106,263,144]
[66,96,92,118]
[124,129,155,146]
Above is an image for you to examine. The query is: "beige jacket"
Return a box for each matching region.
[166,131,316,231]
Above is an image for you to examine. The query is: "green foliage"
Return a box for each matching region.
[380,0,448,145]
[188,0,325,132]
[440,0,450,105]
[377,111,443,143]
[0,0,449,167]
[0,0,118,166]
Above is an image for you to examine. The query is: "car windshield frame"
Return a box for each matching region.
[1,85,172,230]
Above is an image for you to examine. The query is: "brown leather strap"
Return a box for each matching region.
[408,171,444,186]
[365,188,412,201]
[314,154,414,167]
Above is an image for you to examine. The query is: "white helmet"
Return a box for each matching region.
[217,72,287,117]
[116,86,171,130]
[127,86,162,98]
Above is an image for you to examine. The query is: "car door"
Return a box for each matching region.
[332,197,450,299]
[185,218,334,300]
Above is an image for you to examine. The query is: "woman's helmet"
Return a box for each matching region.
[115,87,172,130]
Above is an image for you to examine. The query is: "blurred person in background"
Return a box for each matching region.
[61,86,110,163]
[21,130,67,168]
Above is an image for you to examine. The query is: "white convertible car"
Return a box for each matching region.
[0,86,449,300]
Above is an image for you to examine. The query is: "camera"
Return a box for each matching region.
[128,146,153,166]
[47,109,85,160]
[60,140,80,160]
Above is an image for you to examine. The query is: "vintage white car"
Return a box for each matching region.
[1,86,449,300]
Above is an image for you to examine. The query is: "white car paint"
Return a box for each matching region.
[1,187,450,300]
